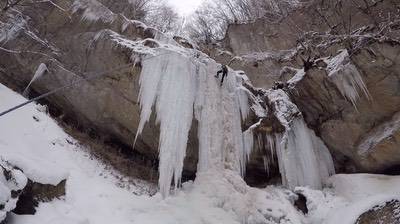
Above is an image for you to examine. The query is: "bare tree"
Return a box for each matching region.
[2,0,24,12]
[184,0,300,44]
[145,2,180,34]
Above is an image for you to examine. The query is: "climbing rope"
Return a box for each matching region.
[0,63,136,117]
[0,51,205,118]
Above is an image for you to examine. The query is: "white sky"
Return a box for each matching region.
[166,0,204,16]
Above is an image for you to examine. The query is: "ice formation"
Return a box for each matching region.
[135,49,197,197]
[135,44,253,196]
[278,118,335,189]
[23,63,48,96]
[326,49,371,108]
[266,90,335,190]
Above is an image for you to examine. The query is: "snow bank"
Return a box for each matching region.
[0,84,69,185]
[324,174,400,224]
[0,83,157,223]
[325,49,371,108]
[293,174,400,224]
[0,160,27,222]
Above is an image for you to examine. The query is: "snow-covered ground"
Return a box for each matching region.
[0,82,302,224]
[1,80,400,224]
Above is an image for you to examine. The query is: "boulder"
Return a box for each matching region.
[289,42,400,172]
[356,199,400,224]
[0,161,27,222]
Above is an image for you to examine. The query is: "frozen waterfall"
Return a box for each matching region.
[266,90,335,190]
[135,48,252,197]
[275,118,335,190]
[135,44,334,197]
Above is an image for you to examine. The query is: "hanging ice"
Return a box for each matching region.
[135,47,253,197]
[23,63,48,96]
[266,89,335,190]
[135,49,196,197]
[326,49,371,108]
[278,118,335,189]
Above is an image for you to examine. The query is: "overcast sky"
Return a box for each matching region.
[166,0,204,16]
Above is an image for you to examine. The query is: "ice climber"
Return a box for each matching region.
[215,64,228,86]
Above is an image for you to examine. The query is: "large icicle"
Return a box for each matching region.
[136,49,196,197]
[326,49,371,108]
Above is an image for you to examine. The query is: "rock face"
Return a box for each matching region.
[289,42,400,172]
[356,199,400,224]
[213,0,400,173]
[217,0,400,89]
[0,159,66,219]
[0,161,27,222]
[13,179,66,215]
